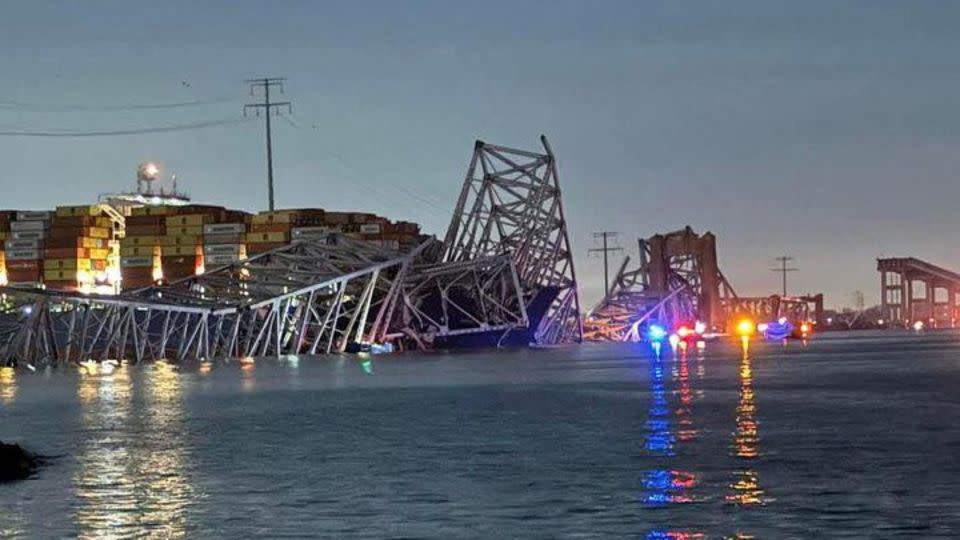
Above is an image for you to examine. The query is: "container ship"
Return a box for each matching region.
[0,162,422,295]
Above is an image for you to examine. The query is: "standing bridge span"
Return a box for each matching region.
[878,257,960,327]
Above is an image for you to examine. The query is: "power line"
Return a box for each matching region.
[0,96,237,112]
[771,255,798,297]
[0,117,251,137]
[277,111,452,219]
[589,231,623,296]
[244,77,291,211]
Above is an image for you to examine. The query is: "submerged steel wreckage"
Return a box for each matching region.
[0,137,582,366]
[583,227,824,341]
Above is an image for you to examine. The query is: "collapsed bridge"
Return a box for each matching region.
[583,227,824,341]
[0,136,581,366]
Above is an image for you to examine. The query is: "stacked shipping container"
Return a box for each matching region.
[6,211,52,287]
[120,205,252,284]
[203,221,246,268]
[0,202,423,292]
[45,206,114,292]
[120,206,166,289]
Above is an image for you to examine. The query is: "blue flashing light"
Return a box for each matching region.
[647,324,668,342]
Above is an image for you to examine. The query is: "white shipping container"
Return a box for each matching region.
[16,211,52,221]
[292,226,335,239]
[203,244,242,255]
[374,240,401,251]
[11,230,46,241]
[6,249,40,260]
[204,253,242,265]
[121,256,153,267]
[10,220,48,232]
[7,282,42,289]
[203,223,246,235]
[4,239,41,250]
[202,233,245,245]
[359,223,382,234]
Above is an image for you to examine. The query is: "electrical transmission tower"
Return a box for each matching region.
[589,231,623,296]
[772,256,798,297]
[244,77,291,211]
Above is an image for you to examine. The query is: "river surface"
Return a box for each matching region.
[1,331,958,538]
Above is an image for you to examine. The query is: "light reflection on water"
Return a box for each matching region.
[0,366,17,405]
[72,360,192,539]
[4,334,957,537]
[726,342,766,506]
[640,346,697,507]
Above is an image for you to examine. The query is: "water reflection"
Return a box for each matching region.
[674,348,697,443]
[646,530,705,539]
[0,366,16,405]
[240,357,256,393]
[641,347,697,506]
[73,361,193,538]
[644,351,674,456]
[136,361,192,538]
[726,343,766,506]
[74,363,137,536]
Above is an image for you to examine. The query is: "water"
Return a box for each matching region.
[1,331,959,538]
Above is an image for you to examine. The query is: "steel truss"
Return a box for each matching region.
[393,255,528,348]
[585,228,738,341]
[0,137,582,365]
[585,227,825,342]
[0,235,425,366]
[442,136,582,344]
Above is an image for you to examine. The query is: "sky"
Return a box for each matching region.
[2,1,960,309]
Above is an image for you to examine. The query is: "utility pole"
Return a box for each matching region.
[244,77,291,211]
[589,231,623,296]
[771,256,798,297]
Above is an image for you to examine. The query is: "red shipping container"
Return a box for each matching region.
[122,280,155,290]
[122,266,155,277]
[125,215,166,227]
[160,255,197,266]
[44,280,78,292]
[45,236,108,249]
[6,260,40,271]
[7,269,41,281]
[51,216,112,228]
[246,242,287,255]
[48,226,109,239]
[176,204,227,215]
[248,223,291,233]
[221,210,251,223]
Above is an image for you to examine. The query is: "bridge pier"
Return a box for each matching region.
[878,258,960,328]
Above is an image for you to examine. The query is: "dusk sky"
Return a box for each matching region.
[2,1,960,308]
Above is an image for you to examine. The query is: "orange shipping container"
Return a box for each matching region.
[51,215,112,228]
[160,235,201,247]
[165,214,214,227]
[120,235,159,246]
[120,245,159,257]
[126,224,165,236]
